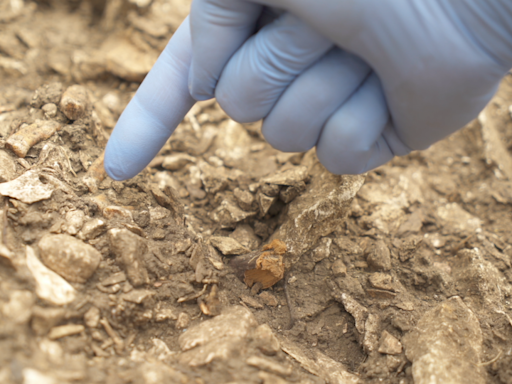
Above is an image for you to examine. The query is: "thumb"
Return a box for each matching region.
[104,17,196,181]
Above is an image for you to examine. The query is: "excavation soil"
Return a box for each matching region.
[2,1,512,384]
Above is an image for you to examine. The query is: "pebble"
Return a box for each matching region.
[25,246,76,306]
[378,331,402,355]
[311,238,331,262]
[161,153,196,171]
[59,84,89,120]
[234,187,256,211]
[210,236,249,255]
[0,169,54,204]
[367,240,392,271]
[63,209,85,235]
[78,218,107,240]
[253,324,281,355]
[0,150,16,182]
[336,293,368,334]
[108,228,149,287]
[175,312,190,330]
[42,103,57,118]
[48,324,85,340]
[38,234,101,283]
[240,294,263,309]
[258,291,279,307]
[331,259,347,277]
[84,306,100,328]
[369,273,395,291]
[230,224,260,250]
[1,290,34,324]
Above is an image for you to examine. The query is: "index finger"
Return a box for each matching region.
[104,17,196,181]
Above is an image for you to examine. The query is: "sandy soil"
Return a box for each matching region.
[2,1,512,383]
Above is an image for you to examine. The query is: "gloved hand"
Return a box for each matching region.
[104,1,512,180]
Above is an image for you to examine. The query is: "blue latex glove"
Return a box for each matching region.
[105,1,512,180]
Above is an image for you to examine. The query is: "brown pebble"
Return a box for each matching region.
[175,312,190,330]
[367,240,392,271]
[258,291,279,307]
[378,330,403,355]
[59,84,89,120]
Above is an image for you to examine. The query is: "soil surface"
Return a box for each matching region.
[2,1,512,384]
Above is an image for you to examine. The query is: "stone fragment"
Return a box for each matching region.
[279,183,305,204]
[262,165,309,185]
[334,236,363,255]
[1,290,34,324]
[210,198,257,228]
[260,183,280,197]
[210,236,249,255]
[82,153,106,193]
[259,291,279,307]
[230,224,260,250]
[234,187,256,211]
[199,161,230,194]
[246,356,292,377]
[105,38,158,82]
[0,169,54,204]
[22,369,56,384]
[26,246,76,306]
[48,324,85,340]
[64,210,85,235]
[84,307,100,328]
[336,293,368,334]
[271,151,364,264]
[257,191,277,216]
[363,313,380,353]
[435,203,481,235]
[78,218,107,240]
[59,85,89,121]
[42,103,58,118]
[369,273,395,292]
[367,240,391,271]
[179,306,258,366]
[240,294,263,309]
[0,150,16,182]
[253,324,280,355]
[280,338,360,384]
[175,312,190,330]
[331,259,347,277]
[403,296,485,384]
[162,153,196,171]
[38,234,101,283]
[109,229,149,287]
[378,331,402,355]
[101,272,126,286]
[311,238,331,262]
[122,289,155,304]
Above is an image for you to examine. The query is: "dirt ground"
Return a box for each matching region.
[2,1,512,384]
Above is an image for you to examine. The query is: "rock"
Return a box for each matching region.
[240,294,263,309]
[403,296,485,384]
[108,229,149,287]
[369,273,395,291]
[210,236,249,255]
[246,356,292,377]
[435,203,481,235]
[335,293,368,334]
[84,307,100,328]
[234,188,256,211]
[42,103,57,118]
[333,236,363,255]
[367,240,392,271]
[331,259,347,277]
[378,331,402,355]
[48,324,85,340]
[175,312,190,330]
[59,85,90,120]
[199,161,230,194]
[261,165,309,186]
[257,191,276,216]
[0,150,16,182]
[38,234,101,283]
[121,289,155,304]
[25,246,76,306]
[104,38,158,82]
[363,313,380,353]
[78,218,106,240]
[253,324,280,355]
[0,169,54,204]
[1,290,34,324]
[259,291,279,307]
[311,238,331,262]
[270,151,364,265]
[179,306,258,366]
[210,198,257,228]
[63,210,85,235]
[31,82,63,108]
[230,224,260,250]
[161,153,196,171]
